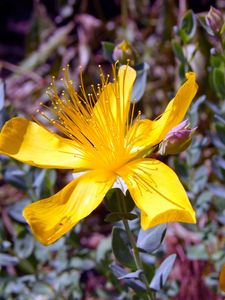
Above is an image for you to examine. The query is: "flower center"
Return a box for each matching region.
[35,64,141,172]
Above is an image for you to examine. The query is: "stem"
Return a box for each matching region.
[121,0,128,29]
[115,189,154,299]
[122,218,155,300]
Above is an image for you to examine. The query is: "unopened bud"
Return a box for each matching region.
[159,119,196,155]
[112,40,136,64]
[206,6,224,33]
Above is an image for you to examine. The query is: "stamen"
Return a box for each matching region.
[36,64,137,170]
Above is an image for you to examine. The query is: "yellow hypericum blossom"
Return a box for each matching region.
[0,65,198,245]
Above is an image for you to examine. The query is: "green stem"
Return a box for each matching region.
[115,189,154,299]
[122,218,155,300]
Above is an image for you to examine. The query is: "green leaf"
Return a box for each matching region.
[56,270,80,291]
[186,244,209,260]
[32,282,55,297]
[150,254,176,291]
[196,191,212,215]
[4,280,25,295]
[215,123,225,145]
[179,10,197,43]
[14,234,34,259]
[210,54,224,68]
[104,188,124,212]
[131,63,149,102]
[178,63,186,80]
[42,169,57,198]
[70,257,95,271]
[105,212,138,223]
[173,158,189,182]
[186,135,207,166]
[218,211,225,224]
[112,227,135,269]
[198,15,214,36]
[32,169,46,188]
[211,132,225,150]
[188,95,205,127]
[7,198,30,223]
[208,183,225,199]
[213,68,225,98]
[125,190,135,212]
[17,259,36,274]
[214,156,225,170]
[110,263,146,292]
[137,224,167,254]
[96,236,112,263]
[140,252,155,265]
[0,253,19,266]
[102,41,115,63]
[0,107,6,129]
[4,167,27,190]
[118,269,143,280]
[104,188,135,213]
[172,40,186,63]
[191,165,208,194]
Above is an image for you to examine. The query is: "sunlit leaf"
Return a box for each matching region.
[191,165,208,194]
[102,41,115,63]
[110,263,146,292]
[188,95,205,127]
[186,244,209,260]
[118,269,143,280]
[0,253,19,266]
[179,10,197,43]
[7,198,30,223]
[150,254,176,291]
[4,167,27,190]
[14,234,34,259]
[208,183,225,199]
[137,224,167,254]
[131,63,149,102]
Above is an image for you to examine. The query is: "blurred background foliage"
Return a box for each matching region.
[0,0,225,299]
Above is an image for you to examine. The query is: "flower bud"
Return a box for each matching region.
[159,119,196,155]
[206,6,224,33]
[112,40,136,64]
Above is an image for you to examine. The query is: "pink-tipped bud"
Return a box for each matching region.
[112,40,136,64]
[206,6,224,33]
[159,119,196,155]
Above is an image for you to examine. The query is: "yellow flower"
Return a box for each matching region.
[0,65,198,245]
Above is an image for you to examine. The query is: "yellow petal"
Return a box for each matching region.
[94,65,136,127]
[129,72,198,154]
[117,158,196,229]
[219,263,225,291]
[0,117,90,170]
[23,170,115,245]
